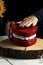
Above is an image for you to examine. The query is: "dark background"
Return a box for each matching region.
[0,0,43,38]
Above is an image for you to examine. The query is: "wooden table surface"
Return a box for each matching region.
[0,38,43,51]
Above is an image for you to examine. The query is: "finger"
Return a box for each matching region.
[9,21,15,27]
[12,21,15,25]
[16,21,22,24]
[20,21,29,27]
[19,21,26,26]
[19,19,31,27]
[32,20,37,26]
[19,18,29,26]
[5,21,11,36]
[26,22,32,27]
[5,27,9,36]
[20,19,33,27]
[19,17,33,27]
[5,26,10,40]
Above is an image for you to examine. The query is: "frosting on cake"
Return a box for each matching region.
[12,33,36,40]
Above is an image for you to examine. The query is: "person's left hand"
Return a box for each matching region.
[5,21,15,39]
[18,15,38,27]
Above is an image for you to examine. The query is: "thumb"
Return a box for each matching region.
[12,21,15,25]
[5,21,12,39]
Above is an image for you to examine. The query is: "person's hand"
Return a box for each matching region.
[5,21,15,39]
[19,15,38,27]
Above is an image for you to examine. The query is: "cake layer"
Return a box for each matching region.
[10,37,37,47]
[11,24,38,36]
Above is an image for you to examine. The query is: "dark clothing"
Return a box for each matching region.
[4,0,43,21]
[0,0,43,38]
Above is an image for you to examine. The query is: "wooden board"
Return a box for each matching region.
[0,38,43,51]
[0,38,43,59]
[26,38,43,51]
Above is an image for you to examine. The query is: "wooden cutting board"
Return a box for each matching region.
[0,38,43,51]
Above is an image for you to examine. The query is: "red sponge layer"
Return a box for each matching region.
[10,37,37,47]
[11,24,38,36]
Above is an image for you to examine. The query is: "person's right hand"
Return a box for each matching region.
[5,21,15,39]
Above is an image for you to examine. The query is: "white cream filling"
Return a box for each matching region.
[12,33,36,40]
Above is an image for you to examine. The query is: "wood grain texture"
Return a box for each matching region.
[26,38,43,51]
[0,38,43,59]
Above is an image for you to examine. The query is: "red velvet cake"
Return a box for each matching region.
[10,24,38,47]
